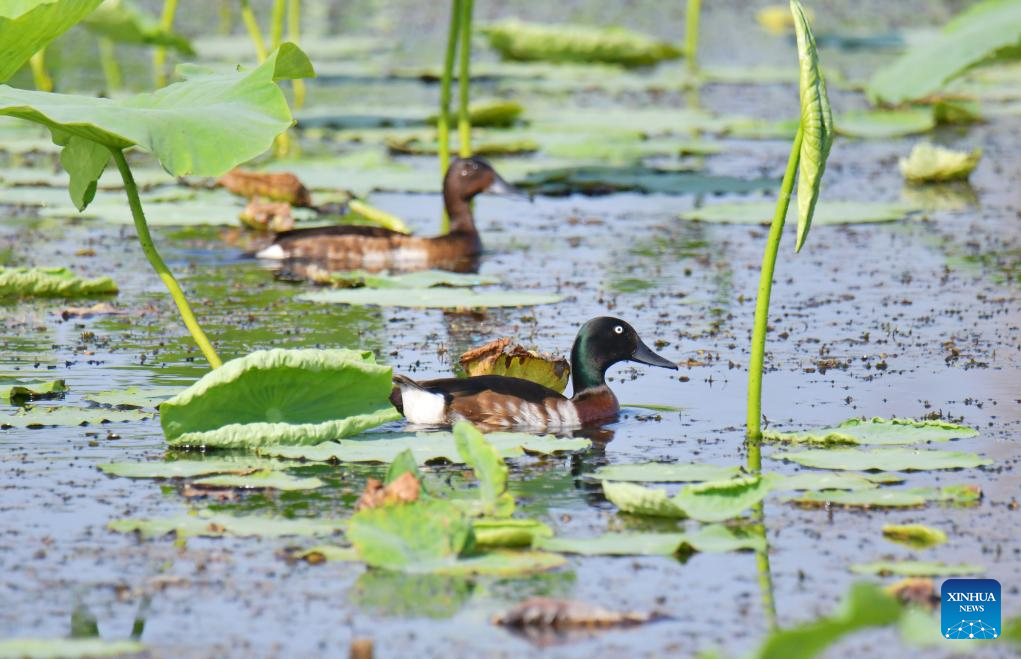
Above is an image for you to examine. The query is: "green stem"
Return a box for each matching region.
[437,0,462,234]
[270,0,286,49]
[152,0,179,88]
[746,124,803,440]
[239,0,267,62]
[288,0,306,109]
[111,149,222,369]
[98,37,122,91]
[684,0,701,73]
[29,48,53,92]
[218,0,232,35]
[456,0,474,158]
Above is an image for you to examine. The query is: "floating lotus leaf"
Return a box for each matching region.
[0,0,105,84]
[602,475,774,522]
[589,462,742,483]
[536,524,764,556]
[0,405,151,428]
[773,447,992,471]
[0,267,117,298]
[160,349,401,448]
[899,143,982,183]
[192,469,324,491]
[260,431,591,464]
[480,19,681,67]
[99,459,283,478]
[680,201,917,226]
[882,524,948,549]
[836,109,936,138]
[518,165,773,197]
[85,385,181,409]
[0,638,145,659]
[786,489,928,508]
[764,417,978,445]
[298,288,563,309]
[427,100,524,127]
[0,379,66,403]
[772,472,884,491]
[868,0,1021,105]
[850,561,985,577]
[325,270,500,289]
[472,518,553,549]
[460,338,569,393]
[109,510,345,538]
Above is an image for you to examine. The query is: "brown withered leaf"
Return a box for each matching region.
[492,597,658,629]
[218,168,313,207]
[60,301,124,320]
[460,338,570,393]
[354,472,420,511]
[885,578,940,609]
[239,200,295,232]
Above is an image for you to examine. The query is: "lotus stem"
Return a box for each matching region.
[270,0,286,49]
[456,0,474,158]
[218,0,232,35]
[684,0,700,73]
[288,0,306,109]
[746,124,803,440]
[111,149,222,369]
[348,199,411,234]
[153,0,179,88]
[29,49,53,92]
[239,0,267,62]
[98,37,122,92]
[437,0,462,234]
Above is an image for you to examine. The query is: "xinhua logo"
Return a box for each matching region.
[941,578,1001,640]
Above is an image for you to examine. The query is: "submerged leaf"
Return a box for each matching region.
[0,0,105,84]
[790,0,834,252]
[0,638,144,658]
[0,266,117,298]
[882,524,948,549]
[160,349,400,448]
[602,475,774,522]
[298,288,563,309]
[764,417,979,445]
[899,143,982,183]
[774,447,993,471]
[0,379,67,403]
[109,511,345,538]
[589,462,741,483]
[850,561,984,577]
[193,470,324,491]
[459,338,570,393]
[480,19,681,67]
[680,201,917,226]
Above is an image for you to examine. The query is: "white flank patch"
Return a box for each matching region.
[255,244,286,260]
[400,385,447,425]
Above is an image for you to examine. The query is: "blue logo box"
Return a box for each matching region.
[941,578,1001,640]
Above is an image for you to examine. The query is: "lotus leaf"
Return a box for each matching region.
[518,165,773,196]
[602,475,774,522]
[536,524,764,556]
[460,338,569,393]
[192,470,323,490]
[899,143,982,183]
[850,561,985,577]
[772,472,883,491]
[0,379,66,403]
[453,422,515,516]
[298,288,563,309]
[882,524,948,549]
[324,270,499,289]
[99,459,283,479]
[589,462,741,483]
[109,510,345,538]
[0,0,105,84]
[85,385,181,409]
[764,417,978,445]
[0,266,117,298]
[786,489,928,508]
[428,100,523,127]
[347,499,472,571]
[773,447,992,471]
[837,109,936,138]
[472,518,553,549]
[0,638,145,659]
[81,0,193,52]
[0,405,151,428]
[160,349,401,448]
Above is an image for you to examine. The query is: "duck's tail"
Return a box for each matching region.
[390,375,446,424]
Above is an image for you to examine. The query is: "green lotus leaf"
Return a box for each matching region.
[0,266,117,298]
[790,0,834,252]
[297,287,563,309]
[836,108,936,138]
[454,422,515,517]
[109,510,345,539]
[680,201,917,226]
[472,518,553,549]
[536,524,763,556]
[773,447,993,471]
[0,638,145,659]
[899,143,982,183]
[868,0,1021,105]
[518,165,773,197]
[480,19,681,67]
[385,135,540,157]
[85,385,181,409]
[324,269,500,289]
[602,475,774,522]
[0,0,105,84]
[0,405,151,428]
[764,417,979,445]
[81,0,193,53]
[589,462,741,483]
[882,524,948,549]
[260,431,591,464]
[771,472,883,491]
[754,582,902,659]
[193,469,324,491]
[159,349,401,449]
[0,379,66,403]
[785,489,928,508]
[384,448,422,485]
[348,499,472,571]
[99,459,283,478]
[849,561,985,577]
[429,550,566,576]
[427,100,523,127]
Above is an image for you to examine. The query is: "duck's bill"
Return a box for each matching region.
[631,340,679,370]
[487,175,532,201]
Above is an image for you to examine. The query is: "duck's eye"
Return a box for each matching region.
[613,325,624,335]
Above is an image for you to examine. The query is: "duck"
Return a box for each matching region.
[389,317,678,430]
[255,157,524,270]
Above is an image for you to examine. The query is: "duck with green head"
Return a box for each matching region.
[390,317,677,430]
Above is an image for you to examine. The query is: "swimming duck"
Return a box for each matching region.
[255,157,523,269]
[390,317,678,430]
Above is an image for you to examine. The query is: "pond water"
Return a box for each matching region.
[1,1,1020,657]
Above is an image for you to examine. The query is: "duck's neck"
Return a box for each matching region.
[570,334,607,396]
[443,191,478,235]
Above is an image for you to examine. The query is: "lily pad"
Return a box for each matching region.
[589,462,742,483]
[472,518,553,549]
[84,385,181,409]
[427,100,524,128]
[536,524,764,556]
[0,266,117,298]
[518,165,773,196]
[0,638,145,659]
[260,431,591,464]
[850,561,985,577]
[882,524,948,549]
[0,0,105,84]
[0,406,152,429]
[0,379,67,403]
[680,201,916,226]
[836,109,936,138]
[160,349,401,448]
[193,470,324,491]
[323,270,500,289]
[602,475,773,522]
[99,459,283,479]
[109,511,345,538]
[773,447,992,472]
[763,417,978,445]
[899,143,982,183]
[786,489,928,508]
[298,287,562,309]
[772,472,885,491]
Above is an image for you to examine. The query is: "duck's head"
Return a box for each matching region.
[444,156,527,202]
[571,316,677,391]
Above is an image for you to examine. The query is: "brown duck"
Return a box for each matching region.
[255,157,523,269]
[390,317,678,431]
